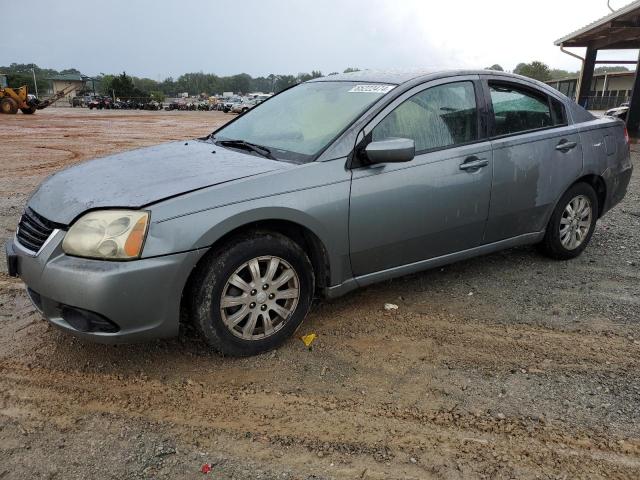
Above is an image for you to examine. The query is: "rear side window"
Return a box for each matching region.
[372,81,478,153]
[489,82,552,136]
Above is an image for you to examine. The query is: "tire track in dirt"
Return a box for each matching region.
[2,362,639,479]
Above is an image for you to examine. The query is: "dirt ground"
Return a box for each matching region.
[1,108,639,480]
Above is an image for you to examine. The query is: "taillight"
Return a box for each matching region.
[624,126,630,145]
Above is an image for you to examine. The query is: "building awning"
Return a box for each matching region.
[47,73,92,82]
[555,0,640,49]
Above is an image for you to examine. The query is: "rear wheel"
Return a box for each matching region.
[0,97,18,114]
[538,182,598,260]
[189,231,314,356]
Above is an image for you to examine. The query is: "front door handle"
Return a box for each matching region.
[459,156,489,171]
[556,139,578,152]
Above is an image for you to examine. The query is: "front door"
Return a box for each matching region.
[349,78,493,277]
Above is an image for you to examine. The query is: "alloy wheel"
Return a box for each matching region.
[559,194,592,250]
[220,256,300,340]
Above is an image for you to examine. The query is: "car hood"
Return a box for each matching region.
[28,140,294,225]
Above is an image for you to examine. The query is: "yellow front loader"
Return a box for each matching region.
[0,80,79,114]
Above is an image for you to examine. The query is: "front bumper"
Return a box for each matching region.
[5,231,204,343]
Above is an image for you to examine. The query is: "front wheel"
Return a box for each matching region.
[0,97,18,114]
[189,232,315,356]
[538,182,598,260]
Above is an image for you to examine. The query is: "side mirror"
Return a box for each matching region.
[364,138,415,164]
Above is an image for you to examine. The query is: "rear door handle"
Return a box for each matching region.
[459,156,489,171]
[556,140,578,152]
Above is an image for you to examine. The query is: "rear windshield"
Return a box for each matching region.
[213,81,395,162]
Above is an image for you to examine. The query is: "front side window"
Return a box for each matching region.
[372,81,478,153]
[489,82,553,136]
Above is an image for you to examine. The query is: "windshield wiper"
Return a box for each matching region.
[216,139,276,160]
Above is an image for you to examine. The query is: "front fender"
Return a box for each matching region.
[142,182,352,287]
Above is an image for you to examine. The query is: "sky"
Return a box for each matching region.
[3,0,639,79]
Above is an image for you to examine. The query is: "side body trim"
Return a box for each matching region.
[324,231,544,298]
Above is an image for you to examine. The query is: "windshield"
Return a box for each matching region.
[213,81,395,162]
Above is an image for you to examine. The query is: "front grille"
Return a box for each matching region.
[16,208,62,253]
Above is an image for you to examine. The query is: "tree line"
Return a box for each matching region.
[2,62,632,99]
[0,63,359,99]
[487,61,630,82]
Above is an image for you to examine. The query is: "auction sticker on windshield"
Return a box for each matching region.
[348,84,395,93]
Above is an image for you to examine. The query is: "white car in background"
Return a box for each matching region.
[605,102,629,120]
[230,98,259,114]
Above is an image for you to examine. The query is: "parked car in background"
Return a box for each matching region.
[223,96,243,113]
[605,102,630,121]
[88,96,113,110]
[72,96,91,107]
[165,101,180,111]
[6,69,632,357]
[248,93,273,103]
[230,98,259,113]
[213,98,227,111]
[144,100,162,111]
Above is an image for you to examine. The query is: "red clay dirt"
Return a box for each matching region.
[1,108,640,479]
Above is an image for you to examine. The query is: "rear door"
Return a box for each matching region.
[482,78,583,243]
[349,76,493,277]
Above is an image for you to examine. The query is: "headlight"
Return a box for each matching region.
[62,210,149,260]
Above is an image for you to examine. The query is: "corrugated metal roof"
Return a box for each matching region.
[555,0,640,45]
[48,73,84,82]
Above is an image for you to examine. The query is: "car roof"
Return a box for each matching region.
[309,68,596,133]
[308,68,541,86]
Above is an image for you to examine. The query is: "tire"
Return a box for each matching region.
[0,97,19,114]
[20,106,36,114]
[538,182,598,260]
[189,231,315,356]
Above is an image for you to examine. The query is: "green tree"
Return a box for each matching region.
[133,76,161,93]
[486,64,504,71]
[0,62,55,95]
[514,61,552,81]
[149,91,165,102]
[548,68,576,79]
[297,71,323,82]
[106,72,149,99]
[59,68,81,75]
[594,66,630,74]
[274,75,297,92]
[250,76,272,92]
[343,67,360,73]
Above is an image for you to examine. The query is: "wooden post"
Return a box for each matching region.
[626,50,640,136]
[577,46,597,109]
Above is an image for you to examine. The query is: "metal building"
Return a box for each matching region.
[555,0,640,134]
[546,70,634,110]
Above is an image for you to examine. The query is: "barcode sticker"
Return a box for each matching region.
[348,84,395,93]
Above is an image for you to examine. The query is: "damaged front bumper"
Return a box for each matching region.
[5,231,203,343]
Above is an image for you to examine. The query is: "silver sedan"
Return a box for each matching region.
[6,69,633,356]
